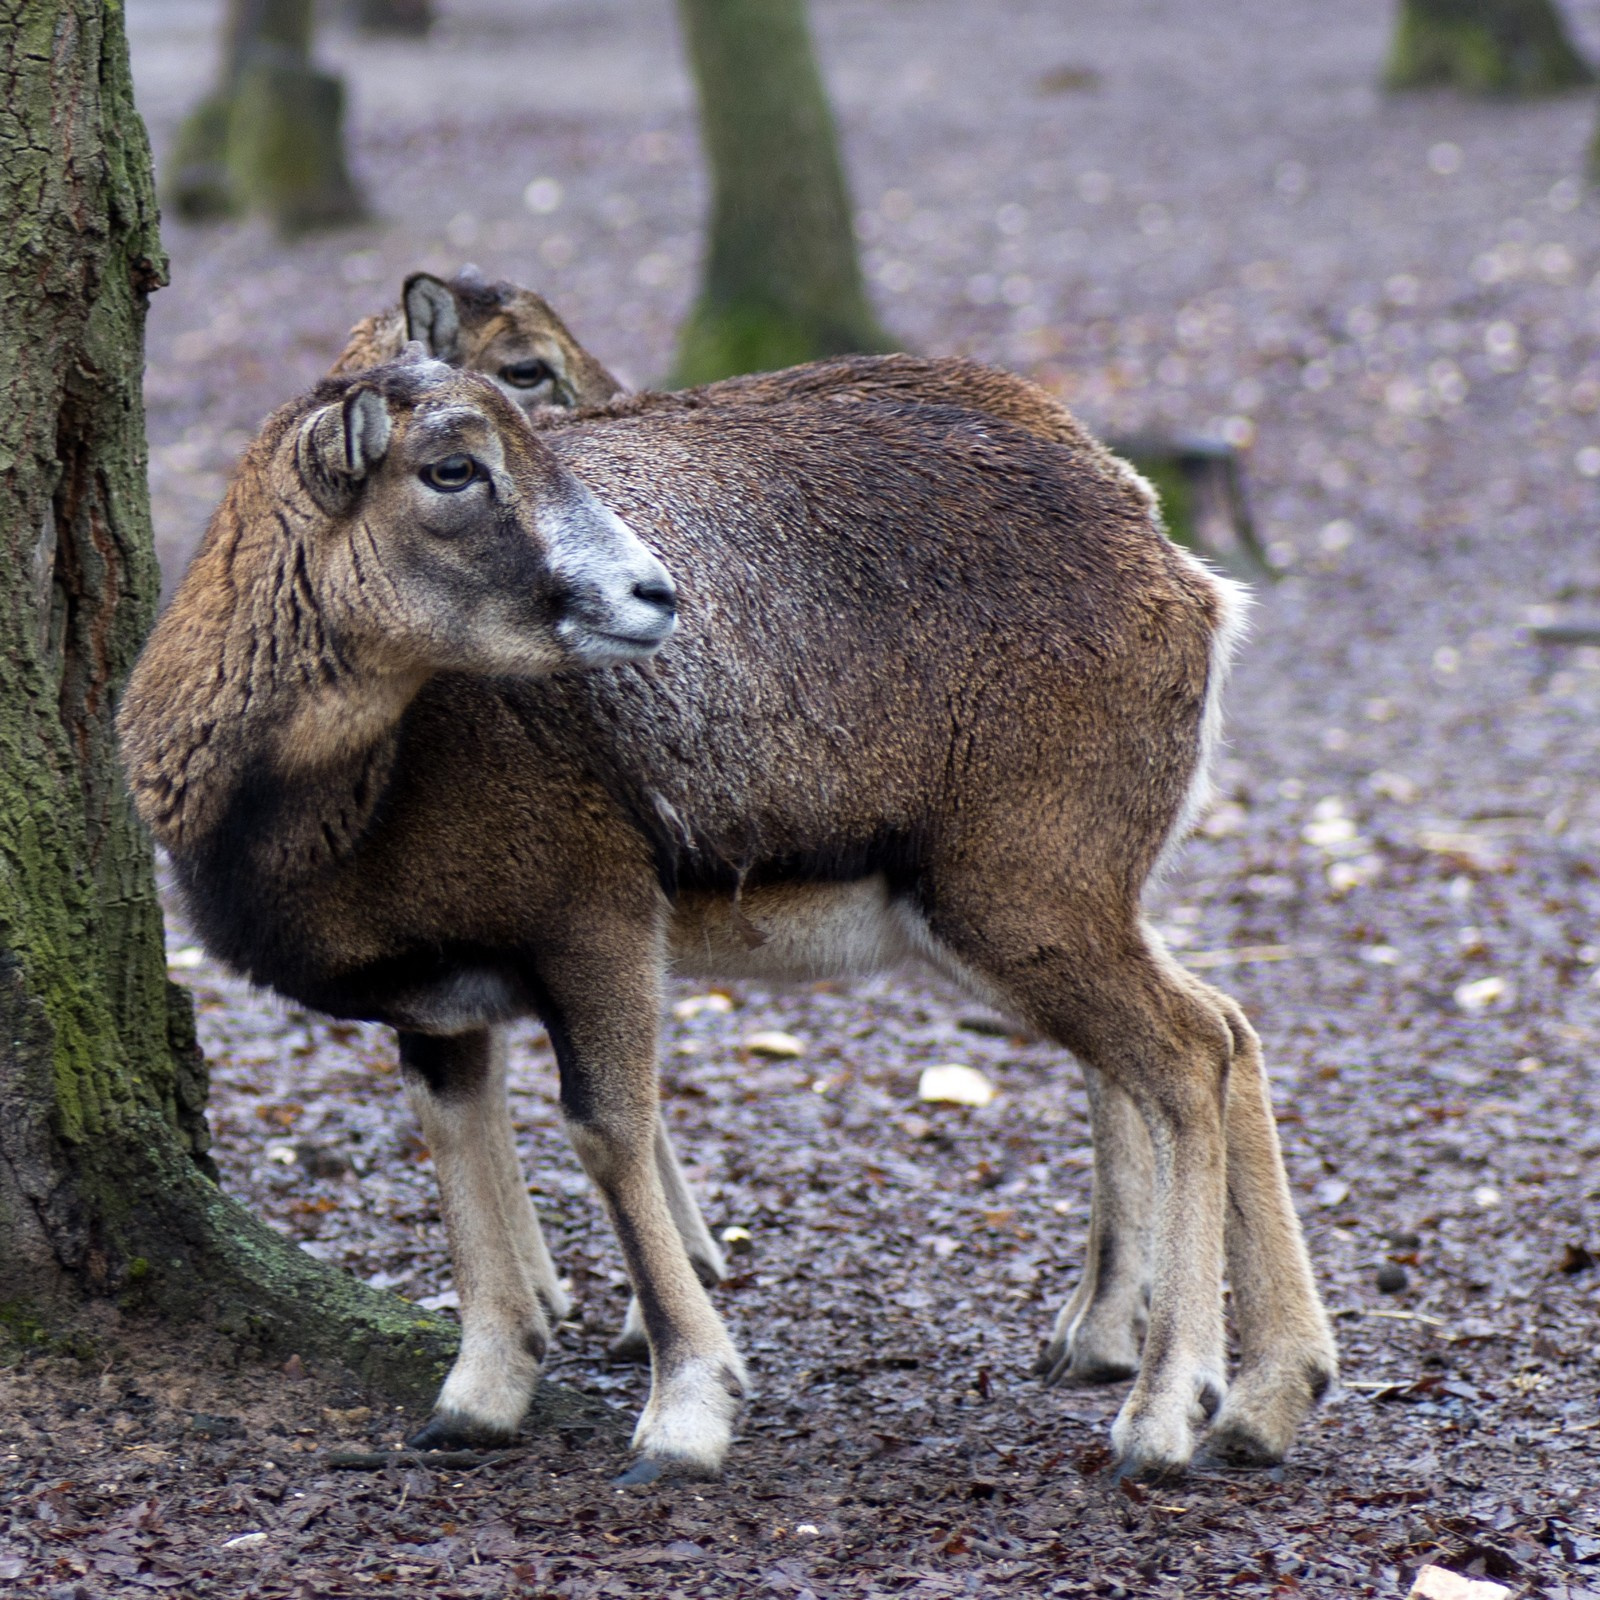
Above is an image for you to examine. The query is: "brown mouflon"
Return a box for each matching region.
[336,271,1214,1382]
[120,349,1335,1480]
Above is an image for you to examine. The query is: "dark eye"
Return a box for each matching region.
[421,455,478,492]
[499,359,555,390]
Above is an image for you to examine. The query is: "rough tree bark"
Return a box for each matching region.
[1384,0,1592,94]
[0,0,453,1404]
[671,0,892,384]
[168,0,365,232]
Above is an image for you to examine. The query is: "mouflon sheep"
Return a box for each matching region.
[120,350,1335,1479]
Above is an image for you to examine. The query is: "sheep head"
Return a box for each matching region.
[324,266,622,418]
[288,353,676,680]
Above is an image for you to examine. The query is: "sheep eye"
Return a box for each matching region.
[421,455,478,491]
[500,359,555,389]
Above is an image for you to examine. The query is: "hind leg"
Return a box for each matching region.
[1036,1065,1153,1384]
[926,883,1230,1475]
[1203,992,1337,1462]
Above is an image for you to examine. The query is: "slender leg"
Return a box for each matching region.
[1202,992,1338,1462]
[400,1028,568,1449]
[1036,1063,1154,1384]
[611,1116,728,1361]
[927,881,1230,1476]
[544,934,746,1476]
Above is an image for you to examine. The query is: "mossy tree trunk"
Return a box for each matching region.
[671,0,893,384]
[168,0,364,233]
[348,0,433,37]
[1384,0,1592,94]
[0,0,451,1405]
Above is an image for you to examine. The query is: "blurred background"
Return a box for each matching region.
[131,0,1600,600]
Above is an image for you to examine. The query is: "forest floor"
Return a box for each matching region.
[7,0,1600,1594]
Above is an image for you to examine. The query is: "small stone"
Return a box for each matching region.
[1454,976,1509,1014]
[719,1225,754,1256]
[1313,1177,1349,1209]
[1407,1564,1511,1600]
[743,1029,803,1058]
[1375,1262,1409,1294]
[918,1064,996,1108]
[672,992,734,1021]
[222,1531,269,1550]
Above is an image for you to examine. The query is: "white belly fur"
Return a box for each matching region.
[668,875,922,983]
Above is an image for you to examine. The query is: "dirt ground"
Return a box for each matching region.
[6,0,1600,1593]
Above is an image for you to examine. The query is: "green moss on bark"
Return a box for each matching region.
[0,0,537,1421]
[671,0,892,384]
[165,0,365,232]
[1385,0,1592,94]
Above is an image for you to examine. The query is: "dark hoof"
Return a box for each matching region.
[1112,1456,1187,1486]
[606,1332,651,1366]
[1071,1358,1140,1386]
[1194,1429,1284,1470]
[1036,1348,1138,1387]
[405,1415,517,1452]
[612,1455,721,1488]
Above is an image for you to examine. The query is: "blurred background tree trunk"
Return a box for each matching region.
[348,0,434,37]
[168,0,365,232]
[0,0,455,1403]
[1384,0,1592,93]
[672,0,892,383]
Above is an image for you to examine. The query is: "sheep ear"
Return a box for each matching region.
[298,387,391,510]
[403,272,461,361]
[342,386,391,475]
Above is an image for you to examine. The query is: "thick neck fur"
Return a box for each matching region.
[118,425,422,874]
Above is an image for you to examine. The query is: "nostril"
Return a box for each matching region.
[632,577,676,614]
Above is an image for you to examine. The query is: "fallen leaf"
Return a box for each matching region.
[1558,1242,1594,1274]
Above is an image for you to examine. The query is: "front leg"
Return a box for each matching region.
[400,1028,568,1448]
[610,1116,729,1362]
[545,933,747,1477]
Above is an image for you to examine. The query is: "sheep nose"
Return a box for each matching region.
[632,576,677,618]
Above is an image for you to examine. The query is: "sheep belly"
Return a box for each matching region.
[668,876,920,983]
